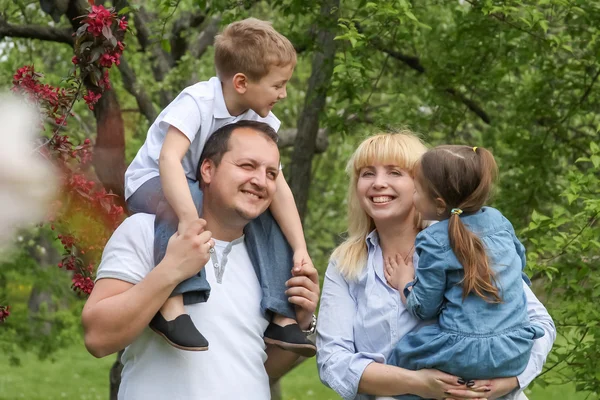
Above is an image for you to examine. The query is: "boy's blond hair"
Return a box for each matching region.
[214,18,297,81]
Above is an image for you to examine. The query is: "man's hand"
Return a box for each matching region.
[163,218,214,282]
[285,256,319,330]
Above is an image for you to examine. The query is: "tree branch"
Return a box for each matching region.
[358,24,491,124]
[278,128,328,153]
[134,6,174,106]
[171,12,208,63]
[117,57,158,124]
[0,17,73,46]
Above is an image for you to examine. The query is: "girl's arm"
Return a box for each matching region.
[158,126,198,227]
[404,233,449,320]
[269,171,311,265]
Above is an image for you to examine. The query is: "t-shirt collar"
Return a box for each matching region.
[212,77,235,119]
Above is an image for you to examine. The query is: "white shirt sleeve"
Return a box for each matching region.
[510,282,556,396]
[95,214,155,285]
[160,93,203,143]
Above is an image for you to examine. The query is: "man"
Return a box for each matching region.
[82,121,320,399]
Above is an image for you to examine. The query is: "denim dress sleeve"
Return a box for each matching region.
[404,231,449,321]
[316,260,385,400]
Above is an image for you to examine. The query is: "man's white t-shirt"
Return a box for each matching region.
[96,214,270,399]
[124,77,281,200]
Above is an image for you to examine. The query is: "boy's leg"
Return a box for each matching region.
[138,178,210,351]
[154,179,211,305]
[244,210,316,357]
[244,209,295,319]
[126,176,164,215]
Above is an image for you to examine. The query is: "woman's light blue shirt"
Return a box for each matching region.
[316,229,556,400]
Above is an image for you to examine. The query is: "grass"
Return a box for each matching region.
[0,343,596,400]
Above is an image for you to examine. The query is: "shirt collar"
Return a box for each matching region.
[212,77,234,119]
[365,229,379,249]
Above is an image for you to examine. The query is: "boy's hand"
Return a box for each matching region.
[178,217,202,236]
[292,248,314,275]
[384,253,414,292]
[163,219,214,282]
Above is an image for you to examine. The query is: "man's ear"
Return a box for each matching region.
[435,197,447,217]
[199,159,215,185]
[232,73,249,94]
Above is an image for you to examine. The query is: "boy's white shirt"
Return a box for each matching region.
[124,76,281,199]
[96,213,270,400]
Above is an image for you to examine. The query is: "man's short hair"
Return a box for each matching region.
[214,18,297,82]
[198,121,279,178]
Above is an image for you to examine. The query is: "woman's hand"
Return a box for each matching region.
[412,369,487,400]
[444,376,518,400]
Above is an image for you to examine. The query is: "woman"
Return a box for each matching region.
[316,132,555,400]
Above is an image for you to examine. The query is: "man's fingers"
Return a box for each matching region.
[183,218,207,236]
[286,275,318,291]
[288,295,317,310]
[286,286,318,302]
[290,263,318,283]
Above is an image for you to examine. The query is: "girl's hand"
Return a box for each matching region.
[384,253,413,293]
[412,369,486,400]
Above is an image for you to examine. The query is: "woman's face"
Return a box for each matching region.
[356,164,416,227]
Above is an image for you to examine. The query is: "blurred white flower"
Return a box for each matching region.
[0,93,58,249]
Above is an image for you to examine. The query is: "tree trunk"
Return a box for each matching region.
[288,0,339,220]
[109,351,124,400]
[27,233,61,335]
[64,0,127,205]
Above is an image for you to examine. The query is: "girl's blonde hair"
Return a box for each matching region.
[331,131,428,280]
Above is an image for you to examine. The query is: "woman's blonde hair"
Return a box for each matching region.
[331,131,428,280]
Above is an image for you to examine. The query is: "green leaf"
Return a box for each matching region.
[118,6,130,15]
[590,142,600,153]
[591,155,600,168]
[161,38,171,53]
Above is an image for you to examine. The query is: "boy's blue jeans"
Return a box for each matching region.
[127,176,296,319]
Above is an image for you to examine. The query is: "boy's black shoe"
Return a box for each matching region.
[149,312,209,351]
[263,322,316,357]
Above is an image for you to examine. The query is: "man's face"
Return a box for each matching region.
[203,128,280,222]
[244,64,294,118]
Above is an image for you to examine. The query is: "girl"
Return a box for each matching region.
[316,133,555,400]
[385,145,545,399]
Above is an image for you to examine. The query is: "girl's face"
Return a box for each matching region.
[413,176,440,221]
[356,164,416,227]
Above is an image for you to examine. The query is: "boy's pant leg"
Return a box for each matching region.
[244,209,296,319]
[129,177,211,305]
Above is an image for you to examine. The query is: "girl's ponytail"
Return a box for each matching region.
[448,210,501,303]
[418,145,501,303]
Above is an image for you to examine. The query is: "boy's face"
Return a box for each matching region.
[244,63,294,117]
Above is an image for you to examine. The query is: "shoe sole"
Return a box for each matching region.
[150,326,209,352]
[264,337,316,358]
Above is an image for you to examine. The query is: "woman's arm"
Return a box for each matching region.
[316,262,385,399]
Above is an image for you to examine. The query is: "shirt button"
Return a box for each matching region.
[214,263,219,268]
